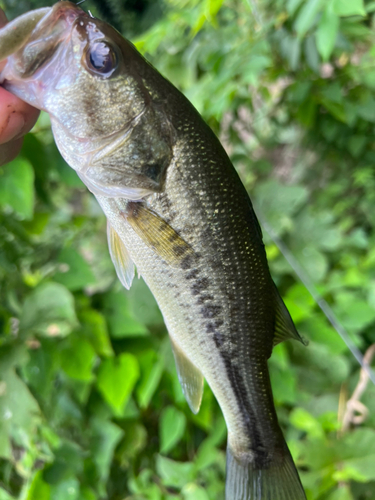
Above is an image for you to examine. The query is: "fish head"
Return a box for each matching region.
[0,1,174,199]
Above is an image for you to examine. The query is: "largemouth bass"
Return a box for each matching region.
[0,3,307,499]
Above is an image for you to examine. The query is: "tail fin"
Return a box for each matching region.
[226,446,306,500]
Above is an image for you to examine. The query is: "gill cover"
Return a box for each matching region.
[0,2,175,200]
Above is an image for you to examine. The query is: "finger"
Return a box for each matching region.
[0,8,41,146]
[0,8,6,26]
[0,9,8,72]
[0,87,40,144]
[0,136,23,166]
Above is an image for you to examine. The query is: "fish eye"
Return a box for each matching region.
[85,41,118,76]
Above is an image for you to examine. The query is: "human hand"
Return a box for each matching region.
[0,8,40,166]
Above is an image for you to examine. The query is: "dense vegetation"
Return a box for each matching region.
[1,0,375,499]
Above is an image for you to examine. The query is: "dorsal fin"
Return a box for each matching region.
[107,222,135,290]
[273,283,307,347]
[170,337,204,414]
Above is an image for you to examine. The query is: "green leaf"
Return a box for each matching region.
[0,422,11,459]
[294,0,323,37]
[136,349,164,409]
[288,37,301,70]
[20,282,77,338]
[59,336,96,382]
[255,180,308,236]
[287,0,304,15]
[90,417,124,494]
[347,135,367,158]
[103,290,149,338]
[22,212,49,235]
[0,487,15,500]
[160,406,186,455]
[304,36,320,73]
[79,309,113,358]
[326,485,353,500]
[97,353,140,415]
[0,368,41,456]
[50,477,80,500]
[80,487,97,500]
[26,471,51,500]
[269,367,297,404]
[334,457,375,482]
[195,439,220,471]
[117,422,147,465]
[54,248,96,291]
[316,8,339,61]
[126,277,164,327]
[182,484,210,500]
[356,94,375,123]
[44,441,83,485]
[290,408,324,438]
[296,246,328,281]
[156,456,195,488]
[332,0,366,16]
[300,316,346,354]
[0,158,34,219]
[337,298,375,332]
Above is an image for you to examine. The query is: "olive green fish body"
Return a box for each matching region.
[97,119,280,453]
[97,97,298,479]
[0,4,307,498]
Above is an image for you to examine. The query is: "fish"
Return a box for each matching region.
[0,3,307,499]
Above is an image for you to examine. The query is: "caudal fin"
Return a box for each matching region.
[226,446,306,500]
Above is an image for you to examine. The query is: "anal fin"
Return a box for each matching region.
[273,283,307,347]
[107,222,135,290]
[170,337,204,414]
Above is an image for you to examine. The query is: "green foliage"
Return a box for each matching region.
[1,0,375,499]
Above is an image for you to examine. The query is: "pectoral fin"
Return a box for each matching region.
[170,337,204,414]
[273,284,307,347]
[126,202,195,268]
[107,222,135,290]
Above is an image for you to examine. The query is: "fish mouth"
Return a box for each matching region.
[5,2,86,79]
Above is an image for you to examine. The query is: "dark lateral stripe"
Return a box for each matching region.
[186,269,271,466]
[221,355,271,468]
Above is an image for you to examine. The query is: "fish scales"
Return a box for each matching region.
[98,106,282,458]
[0,3,307,498]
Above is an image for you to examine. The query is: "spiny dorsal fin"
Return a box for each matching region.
[107,222,135,290]
[170,337,204,414]
[126,202,195,268]
[273,283,307,347]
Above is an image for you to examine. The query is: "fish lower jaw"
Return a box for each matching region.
[0,74,44,109]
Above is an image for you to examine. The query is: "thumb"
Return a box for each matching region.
[0,8,8,72]
[0,8,7,27]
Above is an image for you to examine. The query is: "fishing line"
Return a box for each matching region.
[255,206,375,386]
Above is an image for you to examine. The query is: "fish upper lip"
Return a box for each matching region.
[27,2,84,41]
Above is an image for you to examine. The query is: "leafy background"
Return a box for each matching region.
[0,0,375,499]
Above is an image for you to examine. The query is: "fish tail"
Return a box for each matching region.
[225,445,306,500]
